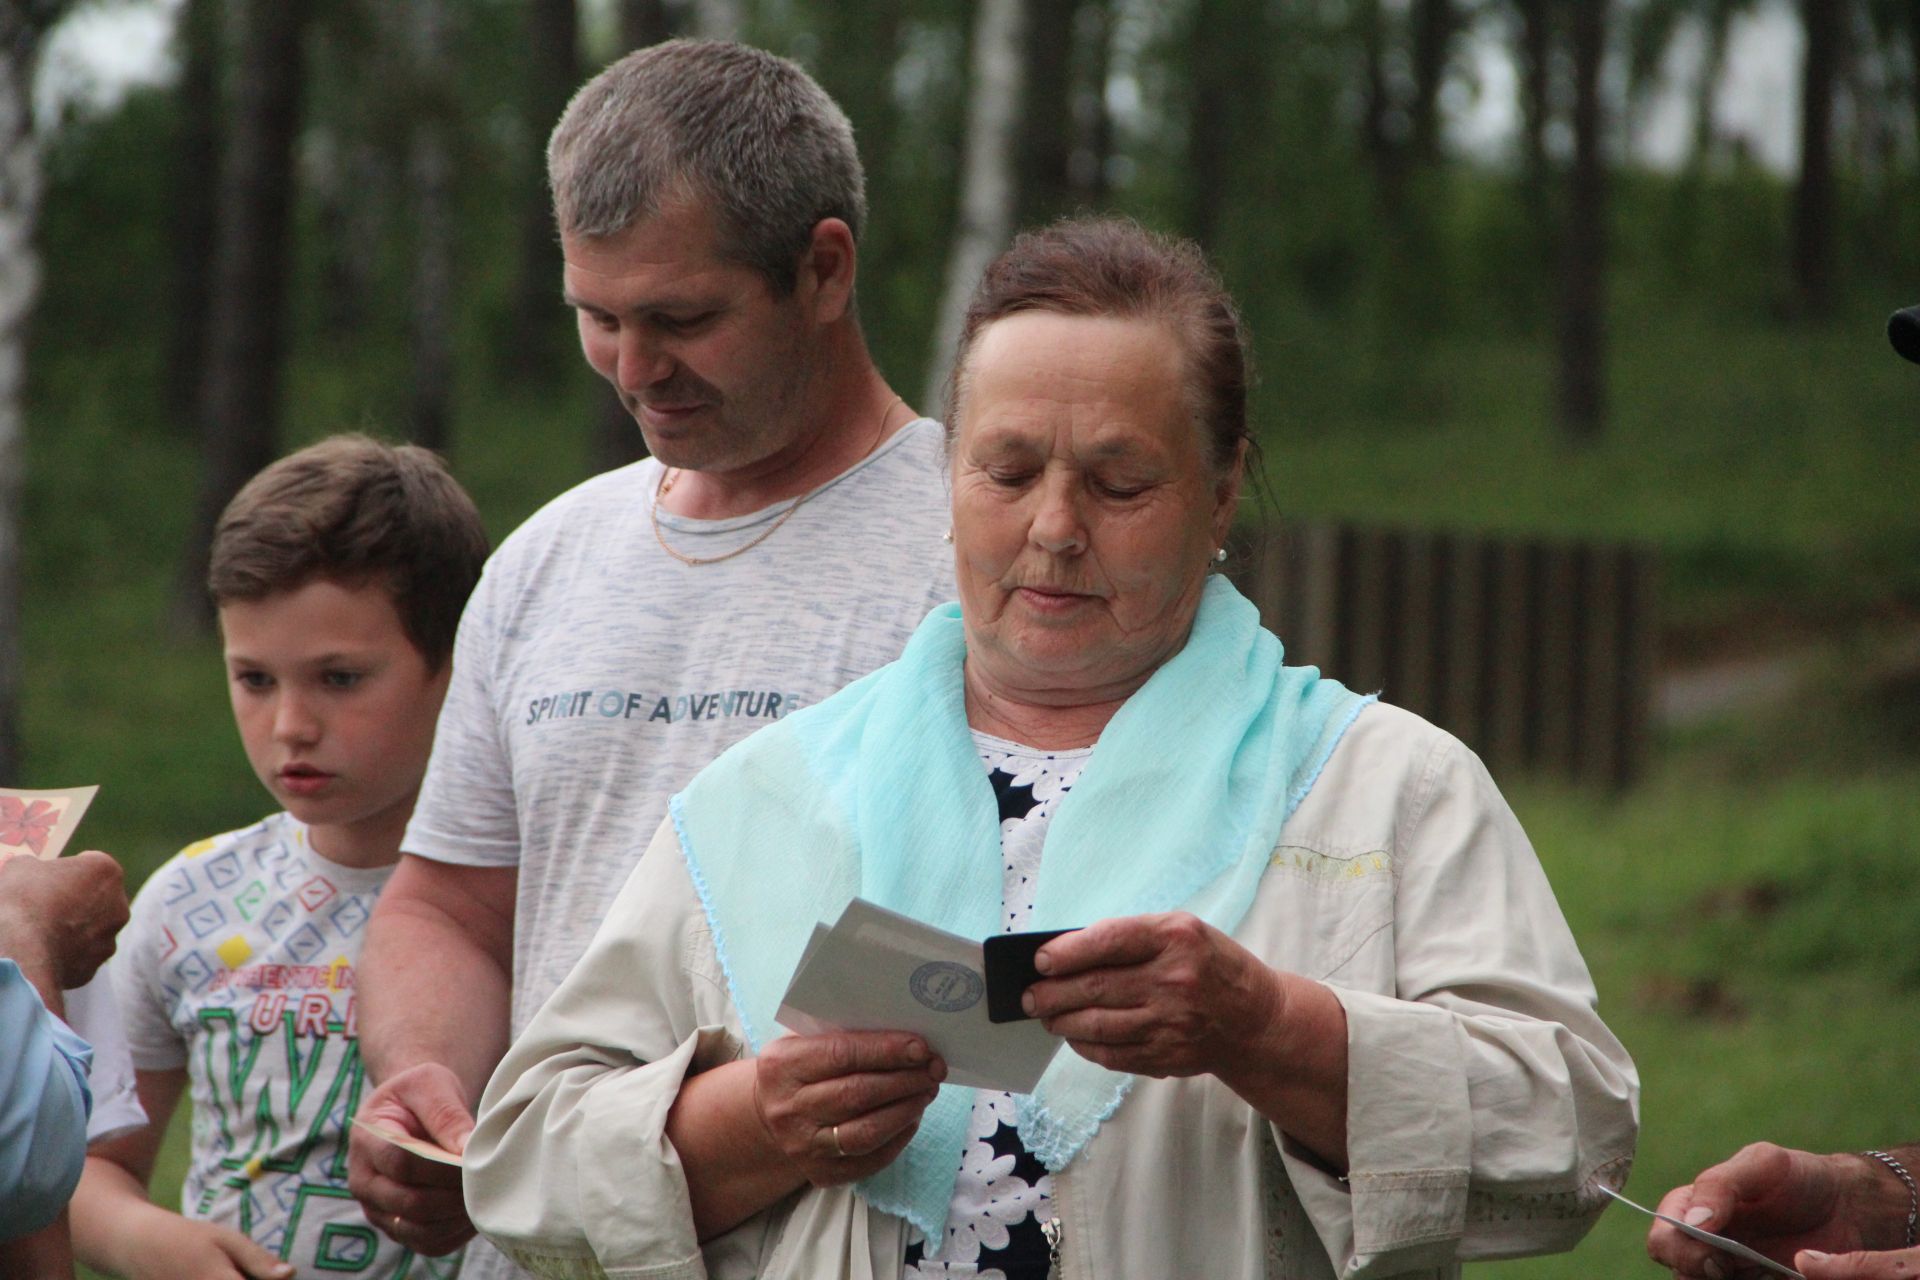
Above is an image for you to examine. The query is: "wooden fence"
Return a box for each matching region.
[1230,522,1658,788]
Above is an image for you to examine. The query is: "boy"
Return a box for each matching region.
[72,436,489,1280]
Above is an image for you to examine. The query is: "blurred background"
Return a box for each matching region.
[2,1,1917,1276]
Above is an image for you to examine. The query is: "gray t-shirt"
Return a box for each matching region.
[405,418,957,1036]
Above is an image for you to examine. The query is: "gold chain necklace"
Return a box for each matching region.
[650,395,906,567]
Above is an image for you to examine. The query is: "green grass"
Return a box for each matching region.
[1475,757,1920,1279]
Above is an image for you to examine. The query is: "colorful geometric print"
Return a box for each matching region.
[130,812,450,1278]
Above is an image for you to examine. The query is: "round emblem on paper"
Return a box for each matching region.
[909,961,984,1013]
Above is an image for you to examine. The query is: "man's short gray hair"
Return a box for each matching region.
[548,39,867,294]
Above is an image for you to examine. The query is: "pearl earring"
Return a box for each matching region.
[1213,547,1227,564]
[942,529,954,544]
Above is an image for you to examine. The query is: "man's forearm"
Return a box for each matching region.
[358,859,516,1100]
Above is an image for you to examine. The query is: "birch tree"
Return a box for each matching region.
[0,0,66,778]
[924,0,1027,416]
[692,0,744,40]
[592,0,681,475]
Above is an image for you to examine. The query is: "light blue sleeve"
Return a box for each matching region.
[0,958,94,1241]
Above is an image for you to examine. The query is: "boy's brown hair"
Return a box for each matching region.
[208,435,489,671]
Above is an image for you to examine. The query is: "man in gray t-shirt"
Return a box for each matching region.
[346,41,955,1275]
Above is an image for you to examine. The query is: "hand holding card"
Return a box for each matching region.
[0,785,99,862]
[352,1116,465,1168]
[776,899,1066,1092]
[1603,1186,1806,1279]
[982,928,1078,1024]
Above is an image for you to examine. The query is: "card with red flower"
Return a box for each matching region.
[0,785,99,862]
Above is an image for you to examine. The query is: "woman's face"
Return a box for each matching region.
[950,310,1241,707]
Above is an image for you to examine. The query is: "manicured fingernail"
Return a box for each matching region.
[1021,991,1036,1016]
[1034,949,1054,975]
[1701,1257,1724,1280]
[906,1040,928,1063]
[1684,1206,1714,1226]
[1800,1251,1829,1262]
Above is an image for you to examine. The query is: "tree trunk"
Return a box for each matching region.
[1409,0,1457,164]
[691,0,743,39]
[1791,0,1842,319]
[408,0,454,453]
[1558,0,1608,446]
[589,0,679,477]
[923,0,1027,415]
[1688,1,1734,171]
[921,0,1029,416]
[0,0,65,780]
[165,0,221,425]
[1358,0,1405,210]
[1018,0,1077,227]
[1069,0,1112,207]
[172,0,310,634]
[1186,0,1239,248]
[1512,0,1552,193]
[1909,6,1920,186]
[503,0,578,384]
[620,0,674,51]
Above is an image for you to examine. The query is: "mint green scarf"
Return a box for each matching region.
[670,574,1371,1240]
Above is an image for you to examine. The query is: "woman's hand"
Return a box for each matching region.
[751,1031,947,1187]
[668,1031,945,1239]
[1021,912,1285,1078]
[1023,912,1350,1167]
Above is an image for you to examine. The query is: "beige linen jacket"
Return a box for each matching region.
[464,703,1639,1280]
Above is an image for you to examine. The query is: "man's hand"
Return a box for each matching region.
[0,850,129,1002]
[346,1062,476,1256]
[1649,1143,1897,1277]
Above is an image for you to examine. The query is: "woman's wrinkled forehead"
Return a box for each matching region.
[946,309,1205,457]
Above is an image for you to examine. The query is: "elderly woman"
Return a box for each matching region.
[464,219,1638,1280]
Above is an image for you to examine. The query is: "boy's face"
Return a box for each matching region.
[220,578,450,868]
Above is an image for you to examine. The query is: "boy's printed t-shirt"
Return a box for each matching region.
[63,973,147,1145]
[112,812,459,1279]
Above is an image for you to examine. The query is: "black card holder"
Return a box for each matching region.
[982,928,1078,1024]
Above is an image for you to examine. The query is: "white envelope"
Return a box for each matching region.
[776,898,1063,1093]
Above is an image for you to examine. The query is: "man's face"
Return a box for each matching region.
[563,197,824,477]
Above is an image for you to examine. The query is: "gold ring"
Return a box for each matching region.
[831,1123,846,1158]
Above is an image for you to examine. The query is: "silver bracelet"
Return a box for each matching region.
[1862,1150,1919,1249]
